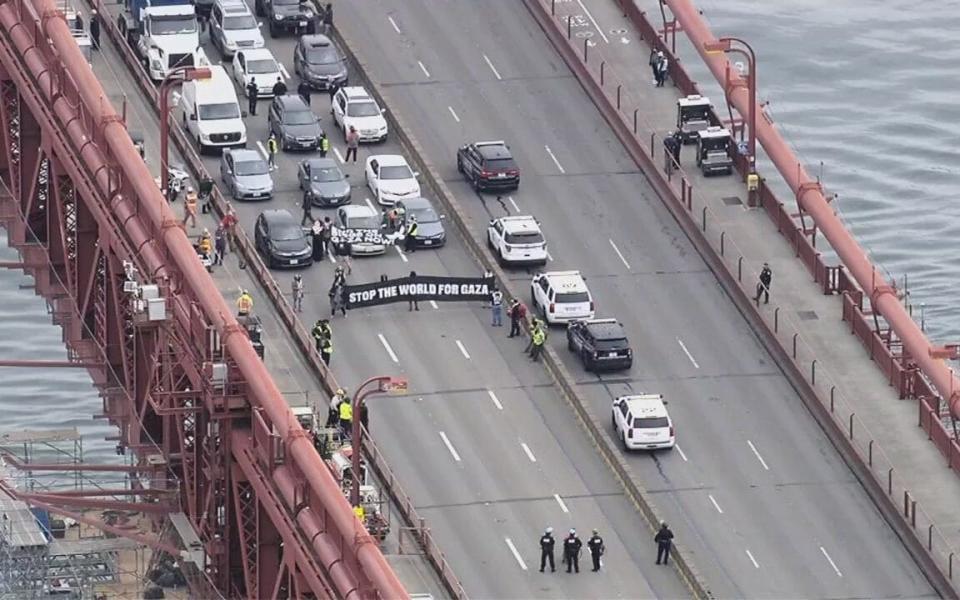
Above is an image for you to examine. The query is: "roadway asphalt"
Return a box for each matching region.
[87,3,692,598]
[324,0,937,598]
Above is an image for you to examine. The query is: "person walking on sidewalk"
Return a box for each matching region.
[754,262,772,305]
[183,187,198,228]
[345,126,360,162]
[292,274,305,312]
[655,523,674,565]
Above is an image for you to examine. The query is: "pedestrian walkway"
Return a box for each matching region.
[538,0,960,585]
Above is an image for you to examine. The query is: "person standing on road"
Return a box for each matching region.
[345,126,360,162]
[404,216,418,253]
[754,262,772,305]
[539,527,556,573]
[272,76,287,98]
[267,132,279,170]
[320,335,333,366]
[298,80,312,106]
[530,326,546,362]
[338,396,352,437]
[292,274,305,312]
[328,388,346,427]
[408,270,419,311]
[508,299,525,338]
[311,318,326,351]
[655,522,674,565]
[319,131,329,158]
[247,78,259,115]
[311,218,325,260]
[301,191,314,226]
[563,529,582,574]
[323,216,335,259]
[587,529,605,572]
[490,287,503,327]
[89,10,100,49]
[183,186,198,228]
[329,282,346,317]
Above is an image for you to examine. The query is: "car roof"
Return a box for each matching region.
[399,197,433,210]
[228,148,263,162]
[341,204,377,217]
[540,270,587,291]
[219,0,252,14]
[341,86,374,101]
[261,209,297,224]
[582,319,626,339]
[474,141,512,160]
[699,126,731,139]
[304,157,338,170]
[620,394,668,418]
[370,154,409,167]
[678,94,710,107]
[300,34,334,47]
[277,94,311,111]
[498,215,540,233]
[238,48,275,61]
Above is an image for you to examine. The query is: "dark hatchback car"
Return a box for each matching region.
[396,196,445,248]
[294,34,348,90]
[268,95,324,151]
[298,157,351,207]
[255,0,315,37]
[254,209,314,268]
[567,318,633,372]
[456,140,520,192]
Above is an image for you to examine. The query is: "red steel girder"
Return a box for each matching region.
[662,0,960,415]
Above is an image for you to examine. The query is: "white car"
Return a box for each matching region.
[365,155,420,206]
[612,394,675,451]
[210,0,264,59]
[487,215,548,266]
[530,270,594,325]
[232,48,283,97]
[331,86,388,143]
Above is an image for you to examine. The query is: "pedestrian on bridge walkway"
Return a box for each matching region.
[754,262,772,305]
[183,187,198,229]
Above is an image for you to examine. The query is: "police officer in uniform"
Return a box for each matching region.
[404,216,419,253]
[298,79,312,106]
[655,522,674,565]
[320,336,333,366]
[311,319,326,352]
[587,529,605,572]
[754,262,772,305]
[530,326,546,362]
[563,529,582,573]
[539,527,556,572]
[247,78,259,115]
[272,76,287,98]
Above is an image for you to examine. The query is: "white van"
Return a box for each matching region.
[178,64,247,153]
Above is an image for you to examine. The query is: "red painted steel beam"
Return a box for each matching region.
[0,359,96,367]
[662,0,960,414]
[0,0,407,595]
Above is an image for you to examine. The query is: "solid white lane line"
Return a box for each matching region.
[820,546,842,577]
[333,147,345,163]
[609,239,631,270]
[256,140,269,160]
[544,145,565,173]
[576,0,610,43]
[508,196,520,213]
[677,337,700,369]
[455,339,471,359]
[387,15,401,34]
[378,333,399,363]
[418,60,431,78]
[483,54,502,80]
[546,250,554,262]
[554,493,570,513]
[708,494,723,514]
[279,64,290,79]
[487,390,503,410]
[438,431,462,462]
[395,246,409,263]
[520,442,537,463]
[429,300,439,309]
[675,445,688,462]
[745,549,760,569]
[747,440,770,471]
[364,197,375,210]
[505,538,528,570]
[447,106,461,123]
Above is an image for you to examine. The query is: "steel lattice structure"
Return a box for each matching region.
[0,0,406,596]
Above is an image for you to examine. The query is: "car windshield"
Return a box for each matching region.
[347,101,380,117]
[273,225,303,241]
[633,416,669,429]
[408,207,438,222]
[379,165,412,180]
[505,231,544,245]
[485,157,516,170]
[283,109,316,125]
[198,102,241,120]
[556,291,589,303]
[311,166,344,182]
[247,59,278,74]
[223,15,257,30]
[235,159,269,176]
[306,46,340,65]
[595,338,627,351]
[149,14,197,35]
[683,106,710,121]
[347,215,379,229]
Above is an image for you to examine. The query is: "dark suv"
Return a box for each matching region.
[456,140,520,192]
[567,318,633,372]
[254,0,315,37]
[294,34,348,90]
[254,209,313,268]
[268,95,324,151]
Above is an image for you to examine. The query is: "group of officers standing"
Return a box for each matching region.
[538,522,676,574]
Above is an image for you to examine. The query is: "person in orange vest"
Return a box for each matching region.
[183,186,198,229]
[236,289,254,317]
[198,228,213,257]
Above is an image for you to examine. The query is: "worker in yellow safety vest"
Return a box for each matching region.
[338,398,353,436]
[353,504,365,522]
[237,289,254,316]
[530,327,546,362]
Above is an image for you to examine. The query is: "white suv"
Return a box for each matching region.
[530,270,594,325]
[210,0,264,59]
[487,215,547,266]
[331,86,388,143]
[612,394,675,451]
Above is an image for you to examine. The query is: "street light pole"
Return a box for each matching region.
[158,66,212,195]
[704,37,757,168]
[349,375,407,509]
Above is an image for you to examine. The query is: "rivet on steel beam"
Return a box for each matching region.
[811,359,816,385]
[720,231,725,256]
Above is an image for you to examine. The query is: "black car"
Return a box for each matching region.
[566,318,633,372]
[298,157,351,207]
[456,140,520,192]
[396,197,446,248]
[254,209,314,268]
[294,34,348,90]
[255,0,315,37]
[269,95,324,151]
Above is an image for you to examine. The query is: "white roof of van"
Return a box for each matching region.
[193,65,239,101]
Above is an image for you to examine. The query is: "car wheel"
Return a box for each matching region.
[456,156,463,174]
[567,335,575,352]
[582,350,593,372]
[621,432,629,451]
